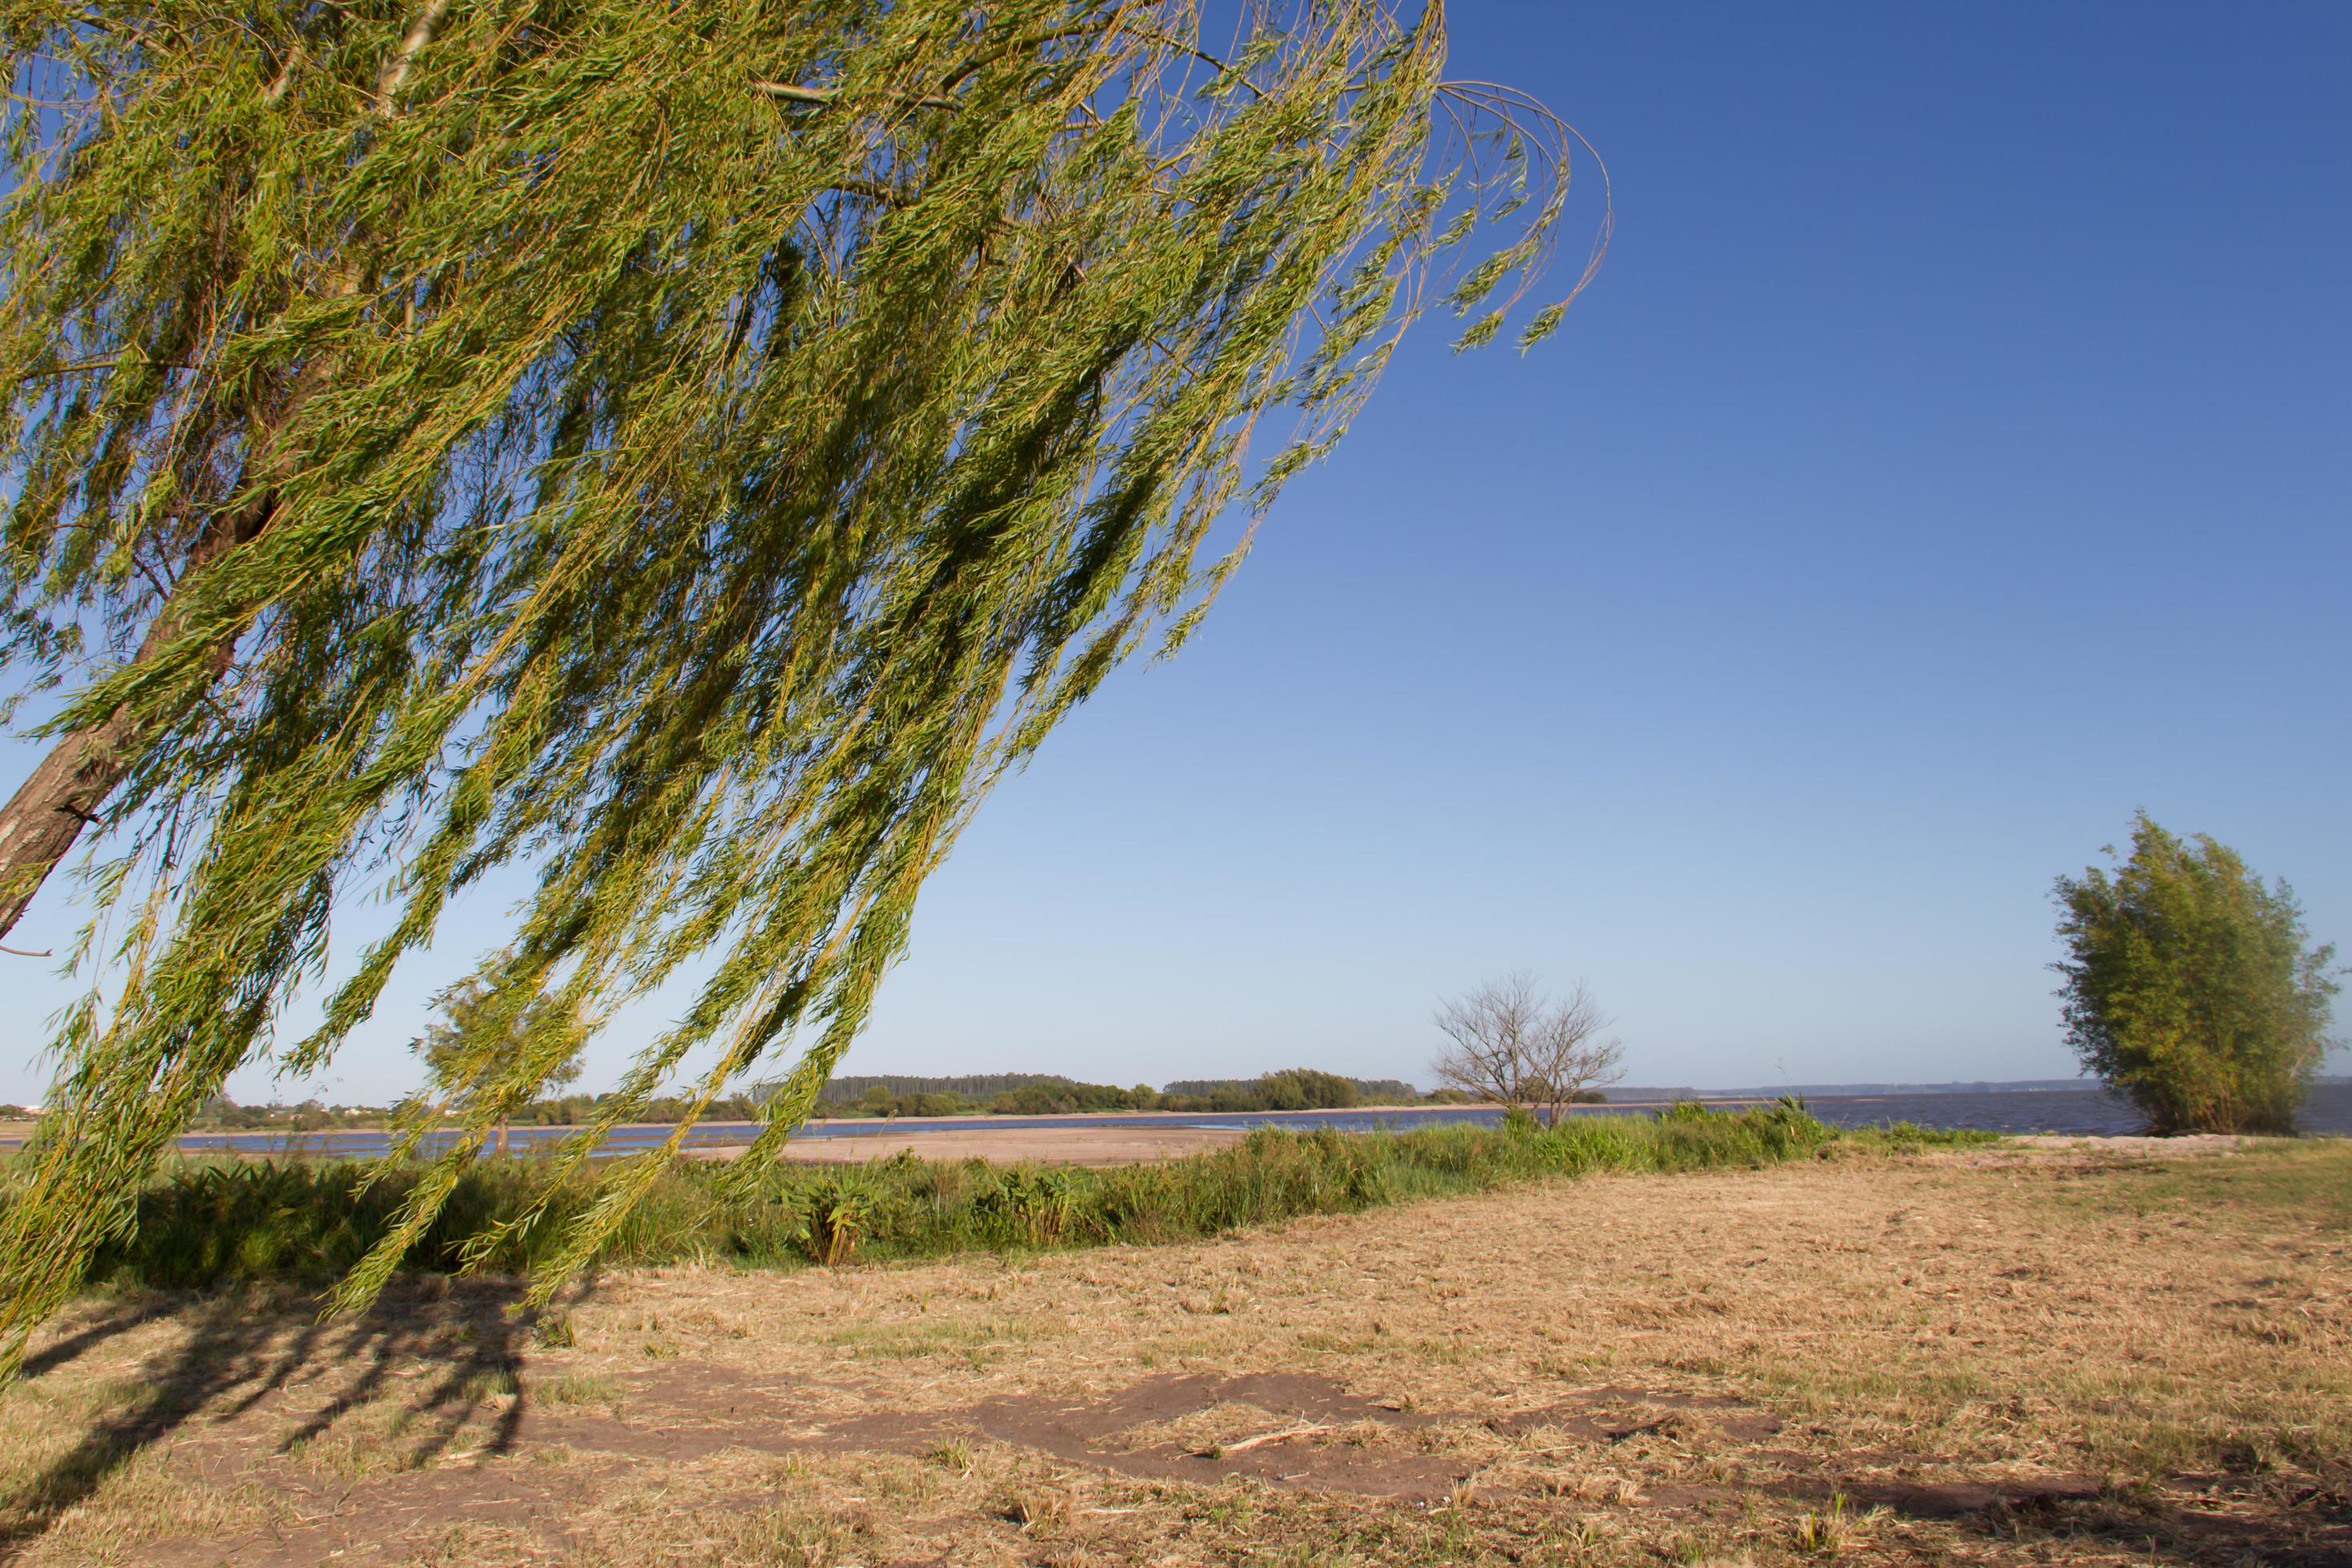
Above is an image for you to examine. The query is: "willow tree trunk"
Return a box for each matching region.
[0,710,138,938]
[0,500,270,938]
[0,9,449,941]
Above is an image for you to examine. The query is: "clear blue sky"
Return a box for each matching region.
[6,2,2347,1104]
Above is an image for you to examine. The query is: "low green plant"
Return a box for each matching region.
[532,1372,619,1410]
[462,1366,521,1401]
[26,1106,1990,1294]
[970,1167,1076,1247]
[798,1178,878,1268]
[1846,1119,2001,1153]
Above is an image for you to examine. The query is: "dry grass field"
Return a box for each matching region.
[1,1138,2345,1567]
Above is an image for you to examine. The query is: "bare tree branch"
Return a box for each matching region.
[1432,973,1623,1126]
[1524,979,1624,1126]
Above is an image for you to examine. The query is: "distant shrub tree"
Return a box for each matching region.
[1253,1069,1361,1111]
[1432,974,1625,1126]
[416,951,584,1155]
[2054,814,2340,1134]
[1159,1072,1406,1110]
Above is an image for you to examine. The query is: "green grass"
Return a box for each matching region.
[530,1371,621,1409]
[20,1106,1989,1292]
[2021,1137,2352,1230]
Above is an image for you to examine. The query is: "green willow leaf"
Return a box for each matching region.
[0,0,1605,1374]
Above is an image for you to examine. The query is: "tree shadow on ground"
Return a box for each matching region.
[1809,1472,2352,1567]
[0,1275,571,1555]
[1976,1486,2352,1568]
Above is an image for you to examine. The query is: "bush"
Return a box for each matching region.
[2054,814,2340,1134]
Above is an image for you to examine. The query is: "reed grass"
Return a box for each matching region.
[21,1106,1990,1292]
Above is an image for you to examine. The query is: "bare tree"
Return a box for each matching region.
[1433,974,1625,1127]
[1522,980,1626,1126]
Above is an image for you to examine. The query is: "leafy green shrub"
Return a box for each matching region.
[798,1177,878,1267]
[2055,814,2340,1134]
[970,1167,1077,1246]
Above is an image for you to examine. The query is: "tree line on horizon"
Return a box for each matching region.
[810,1069,1455,1120]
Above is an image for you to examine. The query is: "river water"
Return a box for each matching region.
[58,1079,2348,1160]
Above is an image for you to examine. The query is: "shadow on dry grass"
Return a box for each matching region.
[0,1277,568,1558]
[1980,1485,2352,1567]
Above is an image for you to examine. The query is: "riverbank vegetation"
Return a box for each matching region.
[50,1105,1971,1296]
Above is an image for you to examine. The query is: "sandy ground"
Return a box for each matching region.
[696,1123,1252,1166]
[2,1138,2346,1566]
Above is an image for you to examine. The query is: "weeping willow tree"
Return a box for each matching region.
[0,0,1605,1372]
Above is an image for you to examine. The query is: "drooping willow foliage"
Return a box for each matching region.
[0,0,1604,1370]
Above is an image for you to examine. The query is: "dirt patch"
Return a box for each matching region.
[501,1365,943,1466]
[1484,1385,1785,1446]
[965,1370,1458,1498]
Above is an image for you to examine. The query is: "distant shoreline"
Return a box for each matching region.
[206,1098,1764,1140]
[8,1082,2344,1150]
[796,1095,1766,1130]
[0,1098,1747,1150]
[0,1084,2211,1142]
